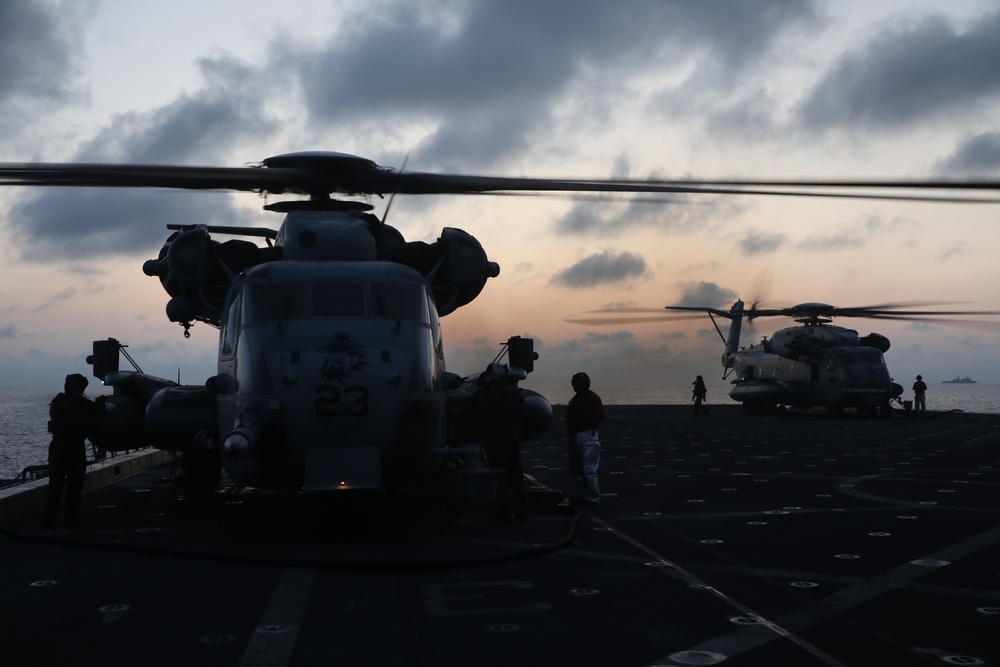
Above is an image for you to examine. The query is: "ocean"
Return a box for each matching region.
[2,383,998,481]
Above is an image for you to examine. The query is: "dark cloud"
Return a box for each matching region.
[8,53,279,261]
[798,12,1000,133]
[550,250,649,288]
[935,131,1000,175]
[1,0,814,261]
[552,154,749,236]
[12,188,249,261]
[0,0,93,117]
[275,0,820,169]
[554,193,746,236]
[674,281,737,307]
[76,54,277,164]
[0,324,18,338]
[738,231,786,256]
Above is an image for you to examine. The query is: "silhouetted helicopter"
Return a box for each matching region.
[571,297,1000,416]
[3,152,999,496]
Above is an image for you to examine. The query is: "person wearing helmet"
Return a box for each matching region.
[42,374,103,527]
[912,374,927,413]
[470,363,527,523]
[692,375,711,417]
[566,372,605,509]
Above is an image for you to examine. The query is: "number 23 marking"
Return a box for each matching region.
[315,385,370,417]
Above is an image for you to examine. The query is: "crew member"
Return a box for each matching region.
[566,372,605,509]
[913,374,928,413]
[692,375,711,417]
[42,374,103,527]
[469,363,526,523]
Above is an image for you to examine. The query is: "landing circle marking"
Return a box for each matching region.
[486,624,519,632]
[668,650,728,665]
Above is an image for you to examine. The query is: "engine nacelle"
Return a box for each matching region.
[431,227,500,316]
[88,393,146,452]
[448,386,552,445]
[519,390,553,440]
[860,332,891,352]
[144,225,275,330]
[145,386,218,451]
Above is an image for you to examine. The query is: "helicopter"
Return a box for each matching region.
[573,297,1000,416]
[3,152,1000,495]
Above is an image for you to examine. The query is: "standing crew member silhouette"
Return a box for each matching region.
[43,374,103,527]
[469,363,527,523]
[566,372,605,509]
[912,374,928,413]
[692,375,711,417]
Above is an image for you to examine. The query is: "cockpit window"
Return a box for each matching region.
[245,282,306,323]
[373,282,428,323]
[839,349,884,364]
[243,280,429,324]
[220,293,241,358]
[312,282,366,317]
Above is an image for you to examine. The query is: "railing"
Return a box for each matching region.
[0,446,149,490]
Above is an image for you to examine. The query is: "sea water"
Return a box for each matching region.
[2,383,998,480]
[0,386,112,481]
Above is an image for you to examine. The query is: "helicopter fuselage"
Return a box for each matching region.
[87,200,551,494]
[214,260,447,489]
[728,323,902,413]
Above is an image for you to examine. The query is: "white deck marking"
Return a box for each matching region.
[238,568,316,667]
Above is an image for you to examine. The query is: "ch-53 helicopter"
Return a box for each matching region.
[3,152,1000,496]
[573,297,1000,416]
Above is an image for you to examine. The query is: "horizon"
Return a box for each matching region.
[2,1,999,387]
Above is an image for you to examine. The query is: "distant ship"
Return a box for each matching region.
[943,376,977,384]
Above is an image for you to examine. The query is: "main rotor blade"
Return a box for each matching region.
[740,302,1000,319]
[385,172,1000,203]
[2,158,1000,203]
[565,313,708,325]
[566,309,709,326]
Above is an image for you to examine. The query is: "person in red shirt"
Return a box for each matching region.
[565,372,605,508]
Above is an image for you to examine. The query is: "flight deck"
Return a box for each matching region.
[2,404,1000,666]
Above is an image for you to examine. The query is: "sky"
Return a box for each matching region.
[1,0,999,395]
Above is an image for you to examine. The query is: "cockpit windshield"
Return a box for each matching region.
[373,282,427,322]
[243,280,429,325]
[245,282,306,323]
[838,349,885,365]
[312,282,365,317]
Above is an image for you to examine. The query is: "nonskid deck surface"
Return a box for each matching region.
[2,405,999,666]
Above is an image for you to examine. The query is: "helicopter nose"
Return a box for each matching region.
[223,428,254,459]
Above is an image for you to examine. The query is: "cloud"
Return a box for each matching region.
[0,0,94,124]
[674,281,737,307]
[0,0,807,261]
[0,324,18,338]
[542,329,675,382]
[10,188,251,261]
[797,12,1000,133]
[554,193,745,236]
[937,241,969,261]
[272,0,820,169]
[797,214,900,252]
[7,52,278,261]
[738,231,787,256]
[935,131,1000,175]
[74,54,278,165]
[550,249,650,288]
